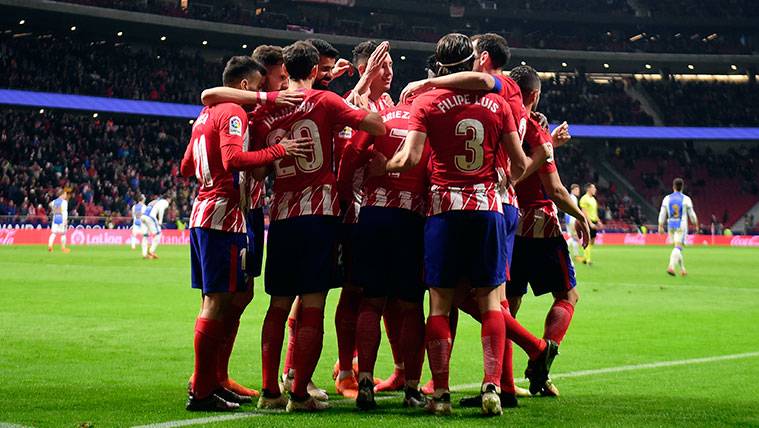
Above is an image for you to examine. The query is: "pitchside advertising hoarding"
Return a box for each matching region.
[1,227,757,247]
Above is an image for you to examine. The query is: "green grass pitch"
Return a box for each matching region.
[1,244,758,427]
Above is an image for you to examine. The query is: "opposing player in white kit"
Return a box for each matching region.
[131,195,147,251]
[140,196,171,259]
[658,178,698,276]
[48,189,70,253]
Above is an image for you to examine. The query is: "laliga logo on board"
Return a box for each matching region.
[70,229,86,245]
[730,235,759,247]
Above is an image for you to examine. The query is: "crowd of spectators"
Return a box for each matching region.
[0,108,195,226]
[541,76,654,125]
[0,33,220,104]
[641,81,759,126]
[58,0,756,54]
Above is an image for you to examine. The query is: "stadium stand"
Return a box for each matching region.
[57,0,757,54]
[0,108,195,227]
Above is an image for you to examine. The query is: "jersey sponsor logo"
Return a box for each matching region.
[229,116,243,136]
[338,126,353,139]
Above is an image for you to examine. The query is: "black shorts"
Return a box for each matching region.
[590,221,599,239]
[507,236,577,297]
[265,215,340,297]
[353,206,425,303]
[337,222,357,286]
[244,208,265,278]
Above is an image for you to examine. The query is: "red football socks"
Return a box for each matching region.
[383,302,405,371]
[501,300,546,360]
[292,307,325,397]
[335,288,361,372]
[282,315,297,377]
[400,305,426,382]
[425,315,452,392]
[356,299,384,375]
[192,317,225,399]
[261,306,288,395]
[217,305,245,382]
[500,339,515,394]
[481,310,505,387]
[544,300,575,345]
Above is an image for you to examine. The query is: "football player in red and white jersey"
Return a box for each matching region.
[180,56,312,412]
[379,34,530,416]
[336,96,431,410]
[331,40,403,398]
[507,65,590,396]
[401,33,559,403]
[249,41,384,413]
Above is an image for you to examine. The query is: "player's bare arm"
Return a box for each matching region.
[385,130,426,173]
[513,142,550,186]
[179,140,195,178]
[200,87,305,108]
[500,130,530,180]
[331,58,354,79]
[540,171,591,248]
[400,72,496,104]
[356,112,386,136]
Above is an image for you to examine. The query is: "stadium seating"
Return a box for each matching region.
[56,0,758,54]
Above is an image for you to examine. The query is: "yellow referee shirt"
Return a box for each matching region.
[579,194,599,222]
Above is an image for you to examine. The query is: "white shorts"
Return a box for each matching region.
[132,224,147,236]
[669,229,686,246]
[51,223,67,234]
[141,215,161,235]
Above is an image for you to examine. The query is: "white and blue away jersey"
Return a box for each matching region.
[143,198,169,224]
[659,192,696,231]
[132,202,145,226]
[51,198,67,225]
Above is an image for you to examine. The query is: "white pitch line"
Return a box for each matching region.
[132,351,759,428]
[582,281,759,293]
[452,351,759,391]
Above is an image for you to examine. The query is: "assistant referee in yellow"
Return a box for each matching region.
[579,183,602,265]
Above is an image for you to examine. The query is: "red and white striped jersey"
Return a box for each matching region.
[515,117,561,238]
[408,88,515,215]
[250,89,369,221]
[492,74,528,208]
[248,180,266,210]
[342,102,429,215]
[334,93,394,223]
[184,103,248,233]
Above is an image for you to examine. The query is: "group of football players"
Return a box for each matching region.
[180,31,592,416]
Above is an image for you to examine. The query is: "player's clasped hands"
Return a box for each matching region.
[279,137,314,158]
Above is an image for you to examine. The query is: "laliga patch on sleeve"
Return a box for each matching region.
[338,126,354,139]
[229,116,243,136]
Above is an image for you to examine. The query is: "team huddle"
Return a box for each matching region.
[179,32,595,416]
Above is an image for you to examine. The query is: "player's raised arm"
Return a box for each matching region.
[350,41,390,103]
[200,87,305,108]
[401,72,496,104]
[539,171,591,248]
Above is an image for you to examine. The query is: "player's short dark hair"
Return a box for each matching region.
[571,184,580,191]
[585,182,595,191]
[352,40,380,68]
[222,56,266,86]
[425,54,438,77]
[509,65,541,96]
[435,33,475,76]
[252,45,284,67]
[283,41,320,81]
[673,178,684,191]
[472,33,511,69]
[306,38,339,59]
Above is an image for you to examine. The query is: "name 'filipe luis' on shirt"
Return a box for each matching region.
[435,93,502,114]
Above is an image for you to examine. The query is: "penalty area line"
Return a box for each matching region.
[133,351,759,428]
